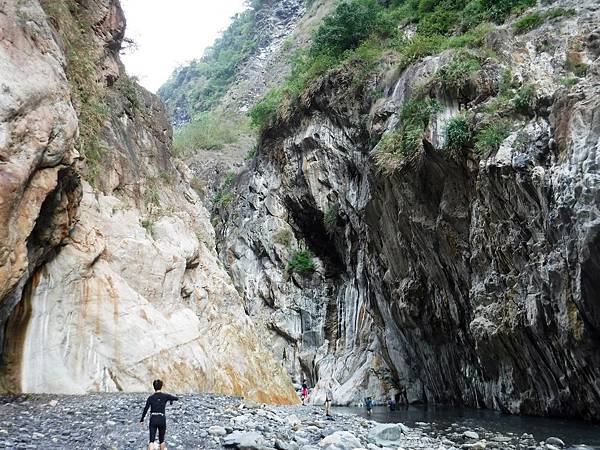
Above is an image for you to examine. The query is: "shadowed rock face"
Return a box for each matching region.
[0,0,297,404]
[218,1,600,419]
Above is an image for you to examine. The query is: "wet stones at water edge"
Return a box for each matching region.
[0,394,587,450]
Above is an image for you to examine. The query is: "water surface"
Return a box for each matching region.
[335,405,600,449]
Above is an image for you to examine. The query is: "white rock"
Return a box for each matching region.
[222,430,266,448]
[368,423,408,446]
[208,425,227,436]
[319,430,362,450]
[464,431,480,440]
[463,440,487,449]
[546,437,565,448]
[287,414,301,426]
[13,184,297,403]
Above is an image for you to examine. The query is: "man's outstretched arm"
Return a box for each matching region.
[168,394,179,405]
[140,398,150,422]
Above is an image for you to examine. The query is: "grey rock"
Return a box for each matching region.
[275,440,300,450]
[215,0,600,422]
[545,437,565,448]
[318,430,362,449]
[367,423,408,446]
[222,430,268,449]
[208,425,227,436]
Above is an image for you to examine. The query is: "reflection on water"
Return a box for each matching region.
[334,405,600,449]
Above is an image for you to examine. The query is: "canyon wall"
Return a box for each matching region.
[216,0,600,419]
[0,0,296,403]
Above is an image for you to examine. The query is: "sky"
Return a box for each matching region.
[120,0,248,93]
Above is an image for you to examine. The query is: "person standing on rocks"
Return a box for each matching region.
[301,380,309,405]
[325,383,334,417]
[140,379,179,450]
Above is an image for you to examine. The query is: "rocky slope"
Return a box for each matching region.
[217,0,600,420]
[0,0,295,403]
[158,0,330,124]
[158,0,338,202]
[2,393,590,449]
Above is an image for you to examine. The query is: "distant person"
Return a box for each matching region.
[387,397,396,411]
[325,383,334,417]
[140,379,179,450]
[301,380,309,405]
[365,396,373,416]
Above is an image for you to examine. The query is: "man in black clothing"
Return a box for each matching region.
[140,379,178,450]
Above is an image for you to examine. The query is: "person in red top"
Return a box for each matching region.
[301,380,309,405]
[140,379,178,450]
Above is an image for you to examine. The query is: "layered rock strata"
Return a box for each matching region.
[218,0,600,419]
[0,0,296,404]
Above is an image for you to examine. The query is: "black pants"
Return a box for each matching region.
[149,416,166,444]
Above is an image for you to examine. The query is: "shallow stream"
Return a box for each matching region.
[336,405,600,449]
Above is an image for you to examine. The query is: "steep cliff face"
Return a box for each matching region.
[218,0,600,419]
[0,0,81,375]
[0,0,296,403]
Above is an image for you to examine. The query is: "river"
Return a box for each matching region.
[335,405,600,449]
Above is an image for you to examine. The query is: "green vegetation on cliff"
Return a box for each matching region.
[250,0,538,133]
[158,3,265,119]
[42,0,109,185]
[374,98,441,173]
[287,250,316,275]
[173,112,250,157]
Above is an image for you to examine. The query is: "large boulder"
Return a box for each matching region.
[367,423,409,447]
[222,431,268,449]
[319,431,362,450]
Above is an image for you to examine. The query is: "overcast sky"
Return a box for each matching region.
[120,0,248,93]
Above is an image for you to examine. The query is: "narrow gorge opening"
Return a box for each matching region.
[1,0,600,447]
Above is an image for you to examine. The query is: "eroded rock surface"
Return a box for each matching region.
[0,0,296,404]
[218,0,600,419]
[0,0,80,360]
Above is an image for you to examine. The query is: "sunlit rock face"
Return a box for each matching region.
[0,0,297,404]
[17,184,295,403]
[218,0,600,418]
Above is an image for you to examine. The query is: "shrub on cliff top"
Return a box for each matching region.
[251,0,539,135]
[434,50,482,91]
[445,115,470,151]
[310,0,389,57]
[474,121,510,155]
[375,98,441,173]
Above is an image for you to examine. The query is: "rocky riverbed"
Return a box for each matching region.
[0,394,589,450]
